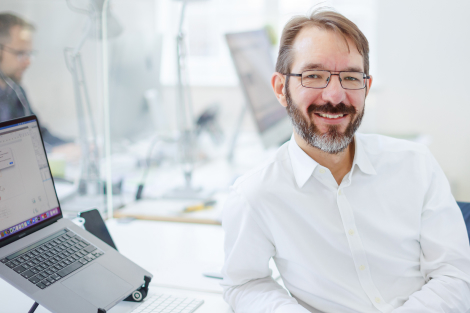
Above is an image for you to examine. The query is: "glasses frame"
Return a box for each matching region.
[284,70,370,90]
[0,45,36,62]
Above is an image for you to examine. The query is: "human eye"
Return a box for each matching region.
[343,75,359,81]
[342,72,362,81]
[303,71,324,79]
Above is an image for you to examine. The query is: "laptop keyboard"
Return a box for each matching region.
[130,294,204,313]
[0,229,103,290]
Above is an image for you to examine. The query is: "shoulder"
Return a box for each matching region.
[357,133,431,157]
[223,142,293,232]
[356,133,438,181]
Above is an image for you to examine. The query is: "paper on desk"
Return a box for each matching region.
[114,194,227,224]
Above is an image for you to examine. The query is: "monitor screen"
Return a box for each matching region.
[226,29,292,148]
[0,118,61,243]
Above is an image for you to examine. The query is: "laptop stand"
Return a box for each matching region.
[123,275,152,302]
[28,275,152,313]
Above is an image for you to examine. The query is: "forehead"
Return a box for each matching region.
[8,25,33,47]
[290,26,364,72]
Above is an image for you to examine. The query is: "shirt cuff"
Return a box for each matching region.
[275,304,313,313]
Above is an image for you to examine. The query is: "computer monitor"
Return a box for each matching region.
[108,32,163,142]
[225,29,292,148]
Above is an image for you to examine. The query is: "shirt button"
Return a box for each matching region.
[319,168,325,174]
[375,297,381,303]
[359,265,365,271]
[338,189,342,195]
[348,229,355,236]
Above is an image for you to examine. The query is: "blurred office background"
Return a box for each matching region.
[1,0,469,214]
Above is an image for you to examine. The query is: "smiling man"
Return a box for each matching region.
[221,9,470,313]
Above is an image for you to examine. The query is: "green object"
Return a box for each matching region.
[48,158,66,178]
[264,24,277,46]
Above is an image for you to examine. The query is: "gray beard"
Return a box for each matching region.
[285,87,364,154]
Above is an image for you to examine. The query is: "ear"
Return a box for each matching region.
[271,72,288,108]
[365,74,373,97]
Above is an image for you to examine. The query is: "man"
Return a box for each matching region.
[221,9,470,313]
[0,12,67,148]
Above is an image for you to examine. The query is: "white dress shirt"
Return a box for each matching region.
[221,133,470,313]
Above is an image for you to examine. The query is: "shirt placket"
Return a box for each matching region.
[336,185,394,313]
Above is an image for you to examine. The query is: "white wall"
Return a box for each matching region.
[371,1,470,201]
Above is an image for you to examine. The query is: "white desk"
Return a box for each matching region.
[0,283,232,313]
[0,219,233,313]
[106,219,227,294]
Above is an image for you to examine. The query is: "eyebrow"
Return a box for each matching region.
[298,63,364,73]
[298,63,325,72]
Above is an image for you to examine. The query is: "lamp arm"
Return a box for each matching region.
[73,18,93,56]
[65,0,91,15]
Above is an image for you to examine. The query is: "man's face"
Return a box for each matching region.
[279,26,372,154]
[0,25,33,83]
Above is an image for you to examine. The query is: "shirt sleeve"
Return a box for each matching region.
[220,187,311,313]
[392,151,470,312]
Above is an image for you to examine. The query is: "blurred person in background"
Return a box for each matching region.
[0,12,69,149]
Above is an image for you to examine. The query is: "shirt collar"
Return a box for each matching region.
[353,134,377,176]
[288,134,319,188]
[288,134,377,188]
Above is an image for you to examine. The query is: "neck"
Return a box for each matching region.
[294,131,355,185]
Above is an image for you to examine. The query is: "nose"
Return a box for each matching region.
[21,55,31,68]
[321,74,346,105]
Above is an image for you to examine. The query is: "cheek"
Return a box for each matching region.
[3,56,18,70]
[347,92,366,111]
[292,85,322,108]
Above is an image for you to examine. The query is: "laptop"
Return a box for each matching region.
[0,115,153,313]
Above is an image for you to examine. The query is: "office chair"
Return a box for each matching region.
[457,202,470,242]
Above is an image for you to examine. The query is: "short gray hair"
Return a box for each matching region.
[0,12,35,45]
[276,8,370,75]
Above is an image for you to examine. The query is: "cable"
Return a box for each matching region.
[28,302,39,313]
[135,136,163,200]
[135,135,177,200]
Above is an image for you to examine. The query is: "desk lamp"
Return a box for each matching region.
[163,0,211,200]
[64,0,122,196]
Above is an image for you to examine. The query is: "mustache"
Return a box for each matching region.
[307,102,357,115]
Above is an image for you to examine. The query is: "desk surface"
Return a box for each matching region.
[107,219,226,293]
[0,219,233,313]
[0,282,232,313]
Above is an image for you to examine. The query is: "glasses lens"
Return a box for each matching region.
[339,72,365,89]
[301,70,330,88]
[17,52,35,62]
[3,46,35,62]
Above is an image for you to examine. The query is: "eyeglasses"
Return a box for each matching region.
[0,45,36,62]
[284,70,370,90]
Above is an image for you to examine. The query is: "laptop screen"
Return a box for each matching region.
[0,118,61,244]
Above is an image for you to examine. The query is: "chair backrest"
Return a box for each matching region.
[457,202,470,242]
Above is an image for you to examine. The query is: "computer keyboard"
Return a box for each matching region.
[1,229,103,289]
[130,294,204,313]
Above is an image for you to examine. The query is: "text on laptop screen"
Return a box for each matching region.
[0,120,60,241]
